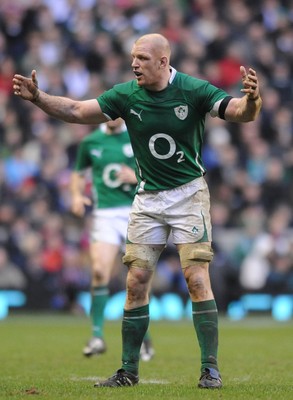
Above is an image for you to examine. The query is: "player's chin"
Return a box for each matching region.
[136,76,145,86]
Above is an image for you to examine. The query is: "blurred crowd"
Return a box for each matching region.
[0,0,292,312]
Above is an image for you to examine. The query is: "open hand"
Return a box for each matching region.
[240,66,260,100]
[13,69,39,101]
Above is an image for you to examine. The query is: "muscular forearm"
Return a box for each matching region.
[225,95,262,123]
[32,90,80,123]
[33,91,103,124]
[13,71,107,125]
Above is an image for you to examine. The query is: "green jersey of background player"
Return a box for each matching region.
[13,32,262,390]
[74,119,136,208]
[70,118,154,361]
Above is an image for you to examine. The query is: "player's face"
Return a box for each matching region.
[131,41,163,91]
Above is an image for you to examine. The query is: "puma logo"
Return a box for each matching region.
[90,149,103,158]
[130,108,143,121]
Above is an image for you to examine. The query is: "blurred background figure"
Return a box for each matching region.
[70,118,154,360]
[239,205,293,294]
[0,246,27,290]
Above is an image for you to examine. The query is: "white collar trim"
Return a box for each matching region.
[169,66,177,84]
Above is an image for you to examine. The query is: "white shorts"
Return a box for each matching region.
[127,177,212,245]
[91,207,131,249]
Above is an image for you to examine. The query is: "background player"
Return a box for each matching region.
[70,118,154,361]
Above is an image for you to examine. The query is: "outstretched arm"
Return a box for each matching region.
[224,66,262,122]
[13,70,108,125]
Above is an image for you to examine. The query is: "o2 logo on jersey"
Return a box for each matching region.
[149,133,185,163]
[103,163,122,188]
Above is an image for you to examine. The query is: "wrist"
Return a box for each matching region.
[247,94,260,101]
[31,89,40,103]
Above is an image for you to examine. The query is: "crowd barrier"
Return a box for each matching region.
[0,290,292,322]
[77,291,293,322]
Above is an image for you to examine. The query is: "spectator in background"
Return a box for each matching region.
[60,244,91,313]
[3,146,39,190]
[0,246,27,290]
[0,56,15,95]
[261,157,288,213]
[239,205,293,293]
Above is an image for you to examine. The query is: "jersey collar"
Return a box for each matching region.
[169,66,177,84]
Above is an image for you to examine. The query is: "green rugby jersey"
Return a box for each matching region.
[97,68,229,191]
[74,127,136,209]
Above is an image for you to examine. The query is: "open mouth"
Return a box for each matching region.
[134,71,142,77]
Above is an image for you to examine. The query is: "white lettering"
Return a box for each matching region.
[149,133,176,160]
[103,164,121,188]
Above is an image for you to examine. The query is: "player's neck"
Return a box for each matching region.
[145,69,171,92]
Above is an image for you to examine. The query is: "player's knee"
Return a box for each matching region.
[92,268,105,284]
[178,243,214,269]
[122,244,164,271]
[126,269,149,302]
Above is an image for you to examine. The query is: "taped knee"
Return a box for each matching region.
[122,244,163,271]
[179,243,214,269]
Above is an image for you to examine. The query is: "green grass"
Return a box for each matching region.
[1,313,292,399]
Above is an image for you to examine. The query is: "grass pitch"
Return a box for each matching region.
[1,313,292,399]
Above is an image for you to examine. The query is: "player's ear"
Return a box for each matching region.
[160,56,168,68]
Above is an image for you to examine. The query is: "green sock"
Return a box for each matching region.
[121,304,149,375]
[91,286,109,338]
[192,300,219,372]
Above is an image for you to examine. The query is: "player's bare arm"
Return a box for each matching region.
[224,66,262,123]
[13,70,108,125]
[70,171,92,217]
